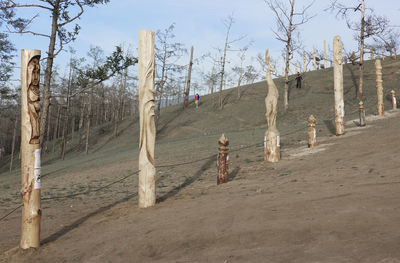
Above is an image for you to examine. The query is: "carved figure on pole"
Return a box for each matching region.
[375,59,384,116]
[217,134,229,185]
[308,115,316,148]
[20,49,41,249]
[333,36,345,136]
[138,30,156,208]
[359,101,366,127]
[264,49,280,162]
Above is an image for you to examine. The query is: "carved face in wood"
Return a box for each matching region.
[27,56,41,144]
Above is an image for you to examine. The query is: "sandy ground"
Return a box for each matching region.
[2,110,400,263]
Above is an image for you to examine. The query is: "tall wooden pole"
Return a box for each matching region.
[138,30,156,208]
[333,36,345,136]
[324,40,327,69]
[264,49,280,162]
[313,48,316,70]
[376,59,384,115]
[20,49,41,249]
[184,46,194,107]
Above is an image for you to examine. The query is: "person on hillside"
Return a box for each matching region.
[195,93,200,108]
[296,72,303,89]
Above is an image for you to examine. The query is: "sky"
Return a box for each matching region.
[4,0,400,89]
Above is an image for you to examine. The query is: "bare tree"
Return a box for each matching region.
[265,0,315,112]
[0,0,110,147]
[327,0,399,99]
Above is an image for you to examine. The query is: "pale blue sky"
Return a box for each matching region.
[5,0,400,86]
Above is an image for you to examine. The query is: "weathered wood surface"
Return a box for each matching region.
[20,49,42,249]
[333,36,345,136]
[217,134,229,185]
[138,30,156,208]
[375,59,384,116]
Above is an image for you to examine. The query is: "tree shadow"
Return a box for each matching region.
[156,154,216,203]
[41,193,138,246]
[323,119,336,135]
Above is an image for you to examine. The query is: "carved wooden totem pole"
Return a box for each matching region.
[20,49,41,249]
[264,49,280,162]
[391,90,397,110]
[333,36,345,136]
[359,101,366,127]
[375,59,384,116]
[217,134,229,185]
[324,40,327,69]
[138,31,156,208]
[313,48,317,70]
[308,115,316,148]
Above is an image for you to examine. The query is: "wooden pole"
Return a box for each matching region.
[382,49,385,61]
[359,101,366,127]
[344,56,348,64]
[324,40,327,69]
[313,48,316,70]
[138,30,156,208]
[333,36,345,136]
[308,115,316,148]
[217,134,229,185]
[264,49,280,162]
[184,46,194,107]
[391,90,397,110]
[371,49,374,60]
[20,49,41,249]
[303,52,306,72]
[376,59,384,115]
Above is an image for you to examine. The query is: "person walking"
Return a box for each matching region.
[296,72,303,89]
[195,93,200,108]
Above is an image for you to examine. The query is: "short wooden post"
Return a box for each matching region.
[324,40,327,69]
[264,49,280,162]
[313,48,316,70]
[20,49,41,249]
[344,56,348,64]
[376,59,384,116]
[382,49,385,61]
[308,115,316,148]
[333,36,345,136]
[394,48,397,60]
[318,63,321,70]
[138,30,156,208]
[391,90,397,110]
[371,49,374,60]
[359,101,366,127]
[217,134,229,185]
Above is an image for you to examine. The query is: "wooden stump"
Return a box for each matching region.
[308,115,316,148]
[333,36,345,136]
[375,59,384,116]
[217,134,229,185]
[138,30,156,208]
[20,49,41,249]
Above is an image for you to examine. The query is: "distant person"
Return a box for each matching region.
[195,93,200,108]
[296,72,303,89]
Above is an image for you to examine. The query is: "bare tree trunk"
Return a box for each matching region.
[184,46,194,107]
[20,49,41,249]
[78,97,85,132]
[85,89,93,155]
[10,117,17,172]
[71,106,75,142]
[61,69,72,160]
[283,1,295,112]
[39,0,60,147]
[52,106,60,153]
[358,0,365,99]
[219,38,228,109]
[44,104,51,152]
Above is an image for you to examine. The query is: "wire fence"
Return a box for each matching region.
[0,124,325,222]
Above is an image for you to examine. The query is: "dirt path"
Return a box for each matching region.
[2,111,400,263]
